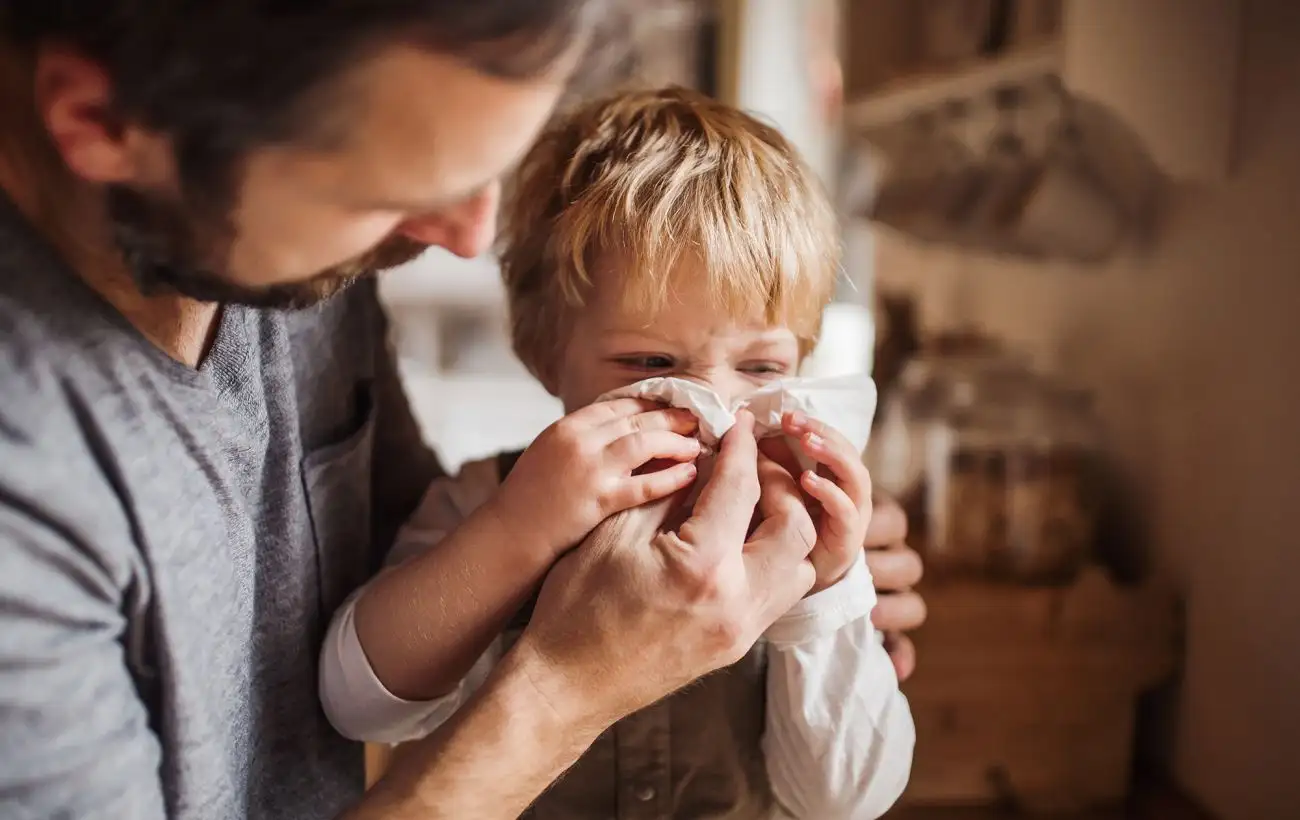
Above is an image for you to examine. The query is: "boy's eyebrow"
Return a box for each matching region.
[595,328,673,345]
[596,327,798,348]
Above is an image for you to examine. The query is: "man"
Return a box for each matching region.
[0,2,926,819]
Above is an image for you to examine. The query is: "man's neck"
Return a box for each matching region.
[0,149,221,368]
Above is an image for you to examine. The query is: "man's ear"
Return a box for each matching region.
[32,46,141,184]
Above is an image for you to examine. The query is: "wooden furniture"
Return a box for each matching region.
[889,778,1214,818]
[898,568,1181,814]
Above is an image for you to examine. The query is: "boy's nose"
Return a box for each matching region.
[683,371,753,409]
[396,182,500,259]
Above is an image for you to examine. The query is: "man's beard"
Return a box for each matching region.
[107,185,429,310]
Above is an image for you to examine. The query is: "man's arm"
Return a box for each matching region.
[341,412,819,819]
[0,503,167,819]
[340,646,602,820]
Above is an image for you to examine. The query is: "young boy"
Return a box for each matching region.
[319,87,914,819]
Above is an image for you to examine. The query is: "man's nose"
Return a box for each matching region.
[396,182,500,259]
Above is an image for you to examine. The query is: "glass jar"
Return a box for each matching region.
[877,347,1033,577]
[989,383,1103,584]
[922,363,1030,577]
[923,371,1102,585]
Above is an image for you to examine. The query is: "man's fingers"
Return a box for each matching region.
[871,589,928,634]
[593,485,683,550]
[677,411,760,553]
[757,435,801,477]
[865,542,924,592]
[755,450,803,519]
[882,632,918,682]
[748,452,816,562]
[865,494,908,548]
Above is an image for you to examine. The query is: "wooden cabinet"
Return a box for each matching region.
[899,569,1181,813]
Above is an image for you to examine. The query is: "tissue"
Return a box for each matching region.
[599,375,878,460]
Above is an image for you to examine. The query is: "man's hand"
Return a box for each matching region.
[780,411,874,593]
[492,398,702,557]
[510,411,817,726]
[864,495,926,682]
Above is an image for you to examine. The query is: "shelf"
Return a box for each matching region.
[845,44,1062,132]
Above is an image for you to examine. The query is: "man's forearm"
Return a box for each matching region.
[353,502,555,700]
[340,646,602,820]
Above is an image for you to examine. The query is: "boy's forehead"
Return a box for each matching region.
[581,250,812,345]
[589,294,790,345]
[588,264,757,320]
[588,252,722,305]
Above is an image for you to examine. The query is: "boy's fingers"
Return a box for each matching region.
[796,429,871,508]
[800,470,857,542]
[582,397,663,423]
[622,462,700,508]
[610,430,701,471]
[608,408,702,439]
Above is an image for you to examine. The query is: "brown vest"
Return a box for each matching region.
[496,451,775,820]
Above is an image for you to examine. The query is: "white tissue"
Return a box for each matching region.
[599,375,878,459]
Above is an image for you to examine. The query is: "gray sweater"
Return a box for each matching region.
[0,197,441,819]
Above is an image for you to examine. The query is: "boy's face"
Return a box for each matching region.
[555,257,803,413]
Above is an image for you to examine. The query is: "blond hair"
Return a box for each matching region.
[499,86,841,388]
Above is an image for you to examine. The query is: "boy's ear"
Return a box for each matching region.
[538,367,562,398]
[532,340,563,398]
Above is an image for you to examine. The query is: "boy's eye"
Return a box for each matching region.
[740,361,790,377]
[613,355,676,371]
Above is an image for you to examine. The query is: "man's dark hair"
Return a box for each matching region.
[2,0,624,191]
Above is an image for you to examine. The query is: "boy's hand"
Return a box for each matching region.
[765,412,874,594]
[492,398,702,556]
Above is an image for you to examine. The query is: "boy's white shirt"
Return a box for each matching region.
[320,458,915,820]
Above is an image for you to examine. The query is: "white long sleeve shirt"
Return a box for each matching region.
[320,456,914,819]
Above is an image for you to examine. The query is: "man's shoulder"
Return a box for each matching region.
[0,286,99,433]
[0,267,138,451]
[0,200,133,398]
[0,323,138,594]
[0,215,141,566]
